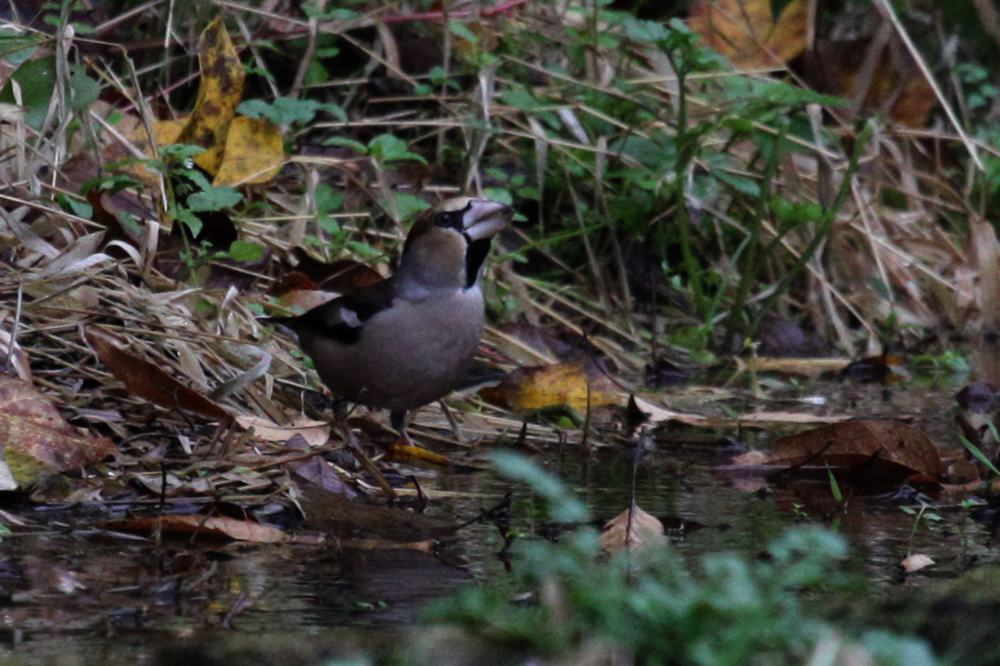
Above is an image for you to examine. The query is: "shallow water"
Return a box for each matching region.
[0,381,994,664]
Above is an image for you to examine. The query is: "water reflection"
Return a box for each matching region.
[0,382,994,662]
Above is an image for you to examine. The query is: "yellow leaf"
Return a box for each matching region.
[153,117,186,146]
[176,17,246,175]
[385,442,452,466]
[688,0,807,68]
[213,116,285,186]
[480,361,620,413]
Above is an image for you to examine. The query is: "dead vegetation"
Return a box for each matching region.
[0,0,996,540]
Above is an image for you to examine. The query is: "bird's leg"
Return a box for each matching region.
[390,409,413,445]
[438,400,464,443]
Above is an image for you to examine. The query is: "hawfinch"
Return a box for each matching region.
[275,197,513,436]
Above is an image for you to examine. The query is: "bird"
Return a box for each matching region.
[272,197,513,440]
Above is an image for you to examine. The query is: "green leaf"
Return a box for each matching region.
[501,85,541,111]
[367,133,427,164]
[347,240,381,260]
[0,27,43,64]
[827,467,843,503]
[68,65,100,112]
[238,97,321,126]
[483,187,514,206]
[319,102,348,122]
[80,173,142,196]
[187,186,243,212]
[228,240,266,262]
[962,434,1000,477]
[713,170,760,198]
[393,192,431,222]
[319,216,341,235]
[623,17,669,42]
[324,136,368,154]
[64,196,92,219]
[160,143,206,163]
[175,208,203,237]
[448,20,479,45]
[0,56,56,130]
[315,183,345,215]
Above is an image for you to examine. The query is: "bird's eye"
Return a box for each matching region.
[434,211,461,229]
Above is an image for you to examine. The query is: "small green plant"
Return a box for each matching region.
[426,453,935,665]
[901,499,944,555]
[960,433,1000,478]
[238,96,347,128]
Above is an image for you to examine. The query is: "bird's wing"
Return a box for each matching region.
[282,277,396,345]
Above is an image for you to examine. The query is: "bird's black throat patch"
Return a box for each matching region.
[464,237,492,289]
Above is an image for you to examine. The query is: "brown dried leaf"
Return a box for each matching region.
[0,375,116,473]
[741,357,850,378]
[688,0,807,68]
[732,420,943,482]
[272,289,340,313]
[107,514,287,543]
[337,537,436,553]
[235,414,329,447]
[0,320,32,383]
[600,504,667,553]
[288,452,357,497]
[85,327,230,421]
[813,38,936,126]
[631,396,846,427]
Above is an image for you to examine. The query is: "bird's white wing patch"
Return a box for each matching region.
[340,307,362,327]
[322,304,362,328]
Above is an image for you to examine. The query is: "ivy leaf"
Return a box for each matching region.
[228,240,265,262]
[324,136,368,154]
[368,133,427,165]
[393,192,431,222]
[187,186,243,212]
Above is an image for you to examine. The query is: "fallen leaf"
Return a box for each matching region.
[235,414,330,447]
[0,319,32,383]
[631,396,846,427]
[213,116,284,186]
[813,38,936,127]
[288,453,357,497]
[600,504,667,553]
[272,289,340,313]
[901,553,934,573]
[732,420,943,482]
[0,375,116,475]
[335,537,436,553]
[630,395,709,427]
[740,357,850,378]
[384,442,452,466]
[480,360,619,412]
[176,17,246,175]
[107,514,287,544]
[688,0,807,68]
[85,327,230,421]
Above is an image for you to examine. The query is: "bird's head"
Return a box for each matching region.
[399,197,513,290]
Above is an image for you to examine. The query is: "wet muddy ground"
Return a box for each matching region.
[0,380,994,664]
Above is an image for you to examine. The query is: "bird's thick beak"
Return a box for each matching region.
[462,200,513,241]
